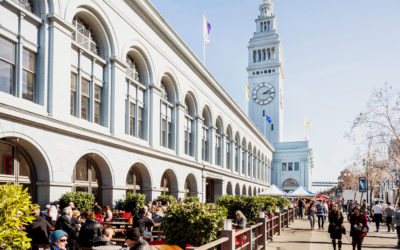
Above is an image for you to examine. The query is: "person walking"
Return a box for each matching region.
[385,202,394,232]
[360,200,367,214]
[308,202,317,230]
[393,204,400,247]
[316,200,327,229]
[350,205,368,250]
[328,203,344,250]
[371,201,384,232]
[298,198,304,219]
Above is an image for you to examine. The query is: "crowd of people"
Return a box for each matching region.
[295,198,400,250]
[25,200,172,249]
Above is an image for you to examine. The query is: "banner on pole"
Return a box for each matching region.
[359,177,367,192]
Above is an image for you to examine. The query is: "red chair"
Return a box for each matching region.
[122,212,132,218]
[234,229,247,246]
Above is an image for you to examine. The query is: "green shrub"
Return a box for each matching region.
[59,192,95,212]
[216,195,265,225]
[121,193,146,215]
[261,196,278,211]
[183,196,199,203]
[276,197,291,210]
[156,195,177,205]
[0,183,36,249]
[161,202,227,248]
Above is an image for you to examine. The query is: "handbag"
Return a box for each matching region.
[341,226,346,235]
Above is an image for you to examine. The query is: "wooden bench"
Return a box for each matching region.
[150,245,182,250]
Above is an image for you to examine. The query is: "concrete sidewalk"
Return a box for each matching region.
[267,217,398,250]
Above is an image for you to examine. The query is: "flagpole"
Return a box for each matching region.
[203,13,206,65]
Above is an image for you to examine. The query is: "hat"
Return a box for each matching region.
[51,230,68,244]
[126,228,141,241]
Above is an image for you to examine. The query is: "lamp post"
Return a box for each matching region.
[363,159,369,209]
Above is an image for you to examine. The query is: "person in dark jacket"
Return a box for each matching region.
[93,202,103,215]
[55,207,79,249]
[232,210,247,229]
[125,228,151,250]
[350,205,368,250]
[328,203,344,250]
[132,207,155,242]
[94,227,114,246]
[26,204,53,248]
[78,212,102,247]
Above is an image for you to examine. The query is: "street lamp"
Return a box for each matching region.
[363,158,369,209]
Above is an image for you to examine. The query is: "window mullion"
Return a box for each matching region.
[89,59,95,123]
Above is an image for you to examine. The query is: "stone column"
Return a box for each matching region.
[148,84,163,149]
[176,102,186,157]
[47,14,75,118]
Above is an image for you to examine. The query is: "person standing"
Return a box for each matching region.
[298,199,304,219]
[328,204,344,250]
[350,206,368,250]
[55,207,80,248]
[316,200,327,230]
[360,200,367,214]
[384,202,394,232]
[232,210,247,229]
[371,201,384,232]
[132,207,155,242]
[26,204,53,249]
[393,204,400,247]
[308,202,317,230]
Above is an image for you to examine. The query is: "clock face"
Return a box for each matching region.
[252,83,275,105]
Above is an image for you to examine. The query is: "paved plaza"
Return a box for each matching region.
[268,217,397,250]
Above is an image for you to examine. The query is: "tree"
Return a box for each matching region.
[0,183,36,249]
[349,83,400,204]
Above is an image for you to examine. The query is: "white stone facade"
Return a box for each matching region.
[0,0,273,206]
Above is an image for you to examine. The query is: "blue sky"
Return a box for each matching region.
[150,0,400,181]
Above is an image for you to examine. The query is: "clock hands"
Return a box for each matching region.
[263,89,274,95]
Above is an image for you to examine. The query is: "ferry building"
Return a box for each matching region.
[0,0,312,206]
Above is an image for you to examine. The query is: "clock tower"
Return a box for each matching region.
[248,0,283,144]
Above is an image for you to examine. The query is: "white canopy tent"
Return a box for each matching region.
[287,186,315,197]
[258,185,287,197]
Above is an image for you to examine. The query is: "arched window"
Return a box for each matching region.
[184,95,195,156]
[160,172,171,195]
[70,15,106,125]
[235,184,240,196]
[247,144,252,176]
[73,157,101,202]
[184,174,197,198]
[0,139,35,198]
[282,178,299,188]
[215,118,223,166]
[226,182,232,195]
[242,185,246,195]
[126,165,142,194]
[234,133,240,173]
[14,0,33,12]
[160,76,175,149]
[201,107,211,162]
[248,186,252,196]
[126,52,147,139]
[267,48,271,60]
[241,139,246,175]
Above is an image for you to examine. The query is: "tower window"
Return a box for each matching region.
[268,69,271,73]
[271,124,274,131]
[264,70,267,74]
[256,71,259,75]
[262,110,265,116]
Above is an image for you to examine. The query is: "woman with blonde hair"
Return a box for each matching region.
[233,210,247,229]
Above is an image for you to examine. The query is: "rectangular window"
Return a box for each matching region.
[184,130,189,155]
[0,37,15,95]
[70,73,77,116]
[167,120,172,149]
[129,102,135,136]
[295,162,300,171]
[81,78,90,121]
[288,162,293,171]
[22,48,35,101]
[282,162,287,171]
[161,118,166,147]
[94,85,101,124]
[138,106,143,138]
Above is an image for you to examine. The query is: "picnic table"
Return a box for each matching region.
[101,221,131,229]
